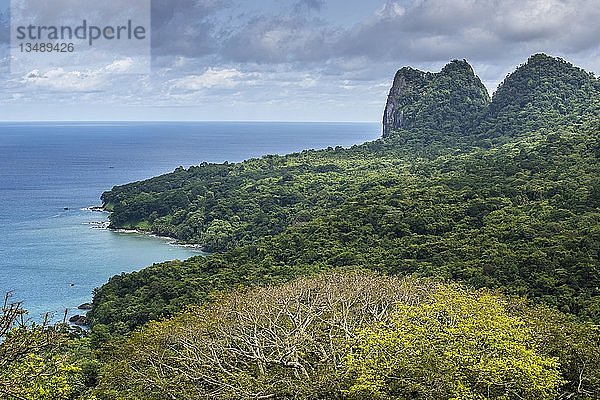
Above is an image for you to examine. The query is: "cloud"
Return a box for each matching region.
[22,68,104,91]
[104,58,135,73]
[14,0,596,69]
[1,0,599,121]
[219,0,600,66]
[20,58,137,91]
[0,18,7,75]
[169,68,259,90]
[151,0,228,57]
[0,7,8,45]
[332,0,600,62]
[292,0,325,13]
[221,14,338,63]
[492,0,600,52]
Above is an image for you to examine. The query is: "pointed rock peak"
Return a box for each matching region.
[397,66,422,74]
[393,66,426,84]
[383,59,490,138]
[440,59,475,75]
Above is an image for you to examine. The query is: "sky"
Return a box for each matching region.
[0,0,599,122]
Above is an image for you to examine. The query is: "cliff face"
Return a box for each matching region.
[382,60,490,138]
[382,67,426,137]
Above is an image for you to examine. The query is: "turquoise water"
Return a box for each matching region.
[0,122,380,321]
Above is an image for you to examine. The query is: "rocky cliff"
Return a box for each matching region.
[383,60,490,138]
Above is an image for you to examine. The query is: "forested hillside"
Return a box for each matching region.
[2,54,599,399]
[383,59,490,138]
[93,54,600,334]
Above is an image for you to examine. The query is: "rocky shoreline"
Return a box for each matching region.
[112,228,205,251]
[68,303,93,326]
[85,205,205,251]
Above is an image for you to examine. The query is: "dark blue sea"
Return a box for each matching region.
[0,122,380,322]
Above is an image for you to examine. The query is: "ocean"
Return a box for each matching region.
[0,122,380,322]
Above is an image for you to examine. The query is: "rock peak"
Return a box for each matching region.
[441,59,474,74]
[382,60,489,138]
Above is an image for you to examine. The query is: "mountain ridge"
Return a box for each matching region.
[383,53,599,143]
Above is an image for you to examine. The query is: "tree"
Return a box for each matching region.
[345,286,563,400]
[96,272,436,399]
[94,273,595,399]
[511,300,600,399]
[0,293,86,400]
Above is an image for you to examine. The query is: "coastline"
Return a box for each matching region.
[112,228,205,252]
[68,205,205,327]
[2,122,375,328]
[85,205,205,253]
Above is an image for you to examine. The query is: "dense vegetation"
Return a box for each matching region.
[2,54,599,398]
[383,59,490,138]
[485,54,600,139]
[0,294,97,400]
[96,272,599,400]
[93,54,600,334]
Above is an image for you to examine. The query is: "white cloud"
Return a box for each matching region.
[20,58,138,92]
[169,68,259,90]
[299,75,317,87]
[337,0,600,62]
[375,1,405,18]
[104,58,135,73]
[21,68,103,91]
[2,0,599,121]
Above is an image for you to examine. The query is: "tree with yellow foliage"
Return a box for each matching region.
[345,286,563,400]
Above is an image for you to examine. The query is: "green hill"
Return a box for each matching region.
[4,53,599,400]
[91,54,600,338]
[484,54,600,139]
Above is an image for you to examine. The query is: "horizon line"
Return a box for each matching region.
[0,119,381,124]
